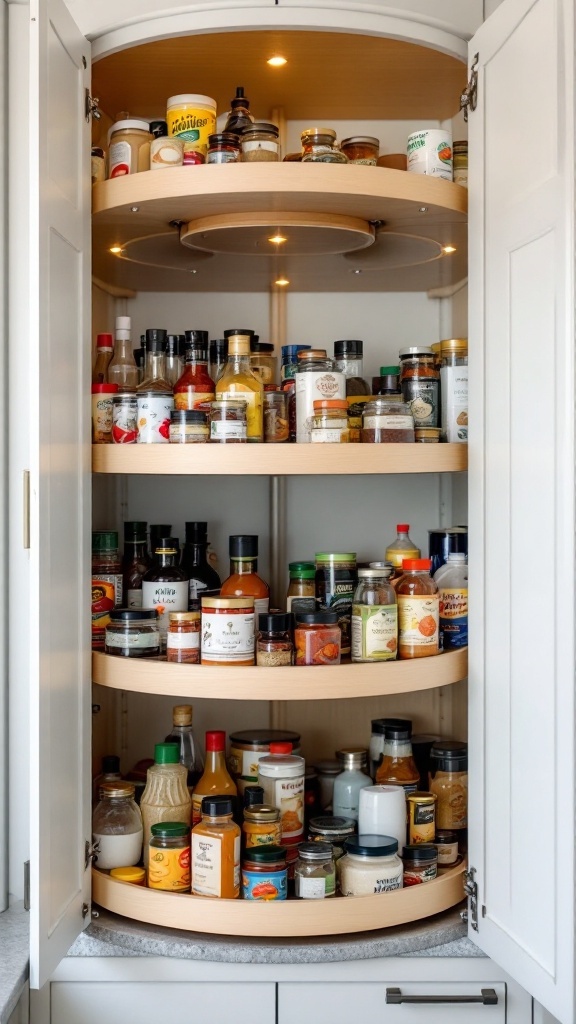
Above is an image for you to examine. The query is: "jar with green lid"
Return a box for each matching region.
[294,842,336,898]
[373,366,401,396]
[351,567,398,663]
[315,552,357,657]
[301,128,348,163]
[286,561,316,612]
[148,821,191,892]
[242,845,287,900]
[308,815,356,861]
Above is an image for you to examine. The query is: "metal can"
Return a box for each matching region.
[407,129,453,181]
[112,394,138,444]
[407,791,437,844]
[136,391,174,444]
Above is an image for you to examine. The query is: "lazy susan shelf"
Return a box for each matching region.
[92,861,466,937]
[92,649,468,701]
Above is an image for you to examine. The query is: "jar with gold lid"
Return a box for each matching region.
[301,128,348,164]
[166,611,201,663]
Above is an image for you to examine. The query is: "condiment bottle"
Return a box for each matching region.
[191,730,237,827]
[216,330,263,442]
[181,521,221,611]
[384,524,421,578]
[92,781,143,870]
[139,743,192,868]
[191,796,241,899]
[137,328,173,393]
[165,334,184,386]
[351,567,398,662]
[332,749,371,822]
[122,520,151,609]
[92,531,123,650]
[286,561,316,612]
[257,743,305,846]
[164,704,204,792]
[333,339,370,395]
[369,718,411,779]
[174,330,215,412]
[108,316,139,393]
[141,537,189,650]
[256,612,294,666]
[149,524,172,560]
[220,534,270,618]
[223,86,254,135]
[396,558,440,659]
[434,553,468,650]
[375,721,420,793]
[209,338,228,383]
[92,333,114,384]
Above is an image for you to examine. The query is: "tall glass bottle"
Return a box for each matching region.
[224,87,254,135]
[216,330,263,442]
[220,534,269,617]
[141,537,189,649]
[92,333,114,384]
[137,328,172,392]
[174,331,215,412]
[164,704,204,792]
[209,338,228,383]
[149,524,171,560]
[108,316,139,393]
[122,520,151,609]
[191,730,237,826]
[165,334,184,386]
[181,521,221,610]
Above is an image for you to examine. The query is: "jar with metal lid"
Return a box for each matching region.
[263,390,289,442]
[169,409,209,443]
[207,132,240,164]
[92,782,143,870]
[407,791,437,844]
[166,611,201,664]
[402,843,438,884]
[308,816,356,861]
[339,835,403,895]
[257,747,305,845]
[294,842,336,898]
[340,136,379,165]
[148,822,191,891]
[435,828,459,865]
[242,845,287,900]
[91,146,105,184]
[429,740,468,832]
[294,349,346,443]
[361,397,415,443]
[399,346,440,428]
[256,612,294,666]
[301,128,348,164]
[352,567,398,663]
[241,122,280,162]
[242,805,282,849]
[228,729,301,794]
[311,399,350,442]
[332,749,371,822]
[286,562,316,612]
[209,399,247,443]
[108,119,152,178]
[105,608,160,658]
[315,551,357,657]
[453,140,468,188]
[294,610,341,666]
[414,427,441,443]
[200,595,255,666]
[440,338,468,443]
[312,760,342,811]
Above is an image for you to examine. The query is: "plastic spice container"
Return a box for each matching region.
[110,866,146,885]
[200,596,255,665]
[209,400,247,443]
[286,562,315,611]
[166,611,201,664]
[407,129,453,181]
[311,399,350,442]
[108,119,152,177]
[263,390,289,442]
[294,610,341,666]
[301,128,348,163]
[315,551,357,657]
[339,835,403,895]
[361,397,415,443]
[435,829,460,865]
[240,122,280,162]
[207,132,240,164]
[92,782,143,870]
[341,136,379,164]
[242,845,287,900]
[166,94,216,163]
[414,427,441,443]
[148,822,191,892]
[105,608,160,658]
[402,843,438,884]
[308,816,356,861]
[112,394,138,444]
[399,347,440,428]
[295,842,336,898]
[229,730,301,794]
[396,558,440,659]
[169,409,209,443]
[258,748,305,845]
[256,612,294,666]
[440,338,468,442]
[453,140,468,187]
[92,384,119,443]
[407,792,437,844]
[352,567,398,663]
[242,805,282,849]
[429,741,468,832]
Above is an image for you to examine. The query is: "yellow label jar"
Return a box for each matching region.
[148,821,191,892]
[167,94,217,163]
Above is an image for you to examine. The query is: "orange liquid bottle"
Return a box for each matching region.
[191,795,241,899]
[191,730,237,826]
[220,534,270,618]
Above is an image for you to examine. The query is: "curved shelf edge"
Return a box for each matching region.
[92,862,466,937]
[92,648,467,701]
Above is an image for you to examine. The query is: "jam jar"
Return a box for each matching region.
[207,132,240,164]
[341,136,379,165]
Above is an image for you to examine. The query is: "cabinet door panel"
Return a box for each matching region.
[51,982,276,1024]
[278,981,506,1023]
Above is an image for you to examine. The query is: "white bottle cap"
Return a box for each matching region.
[115,316,131,331]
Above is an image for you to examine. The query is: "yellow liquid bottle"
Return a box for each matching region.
[385,523,421,576]
[215,331,263,442]
[191,730,237,826]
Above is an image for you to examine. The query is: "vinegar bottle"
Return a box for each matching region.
[191,796,241,899]
[191,730,237,826]
[165,704,204,792]
[220,534,269,618]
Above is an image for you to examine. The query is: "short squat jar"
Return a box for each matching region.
[294,842,336,899]
[301,128,348,163]
[361,398,415,443]
[105,608,160,658]
[207,132,240,164]
[92,782,143,870]
[169,409,209,443]
[166,611,201,664]
[209,400,247,443]
[402,843,438,885]
[311,399,350,443]
[256,612,294,667]
[308,816,356,861]
[339,835,403,896]
[148,821,191,892]
[340,136,379,165]
[241,122,280,162]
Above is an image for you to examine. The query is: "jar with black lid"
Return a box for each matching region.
[308,815,356,861]
[105,608,160,658]
[256,612,294,667]
[399,346,440,428]
[169,409,209,443]
[207,132,240,164]
[402,843,438,884]
[315,552,357,658]
[429,740,468,845]
[241,122,280,162]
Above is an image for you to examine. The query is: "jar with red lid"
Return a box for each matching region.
[396,559,439,659]
[207,132,240,164]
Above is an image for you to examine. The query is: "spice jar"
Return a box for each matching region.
[315,551,357,657]
[241,122,280,162]
[105,608,160,658]
[339,835,403,895]
[256,612,294,666]
[435,828,460,865]
[429,740,468,834]
[92,384,119,443]
[414,427,441,443]
[166,611,201,664]
[148,822,191,892]
[263,390,289,442]
[352,567,398,662]
[301,128,348,163]
[294,842,336,898]
[242,805,282,849]
[242,845,288,901]
[201,596,255,666]
[440,338,468,443]
[407,791,437,844]
[332,749,371,822]
[402,843,438,884]
[341,136,379,165]
[207,132,240,164]
[453,140,468,187]
[361,398,415,443]
[399,347,440,428]
[108,119,152,177]
[312,760,341,811]
[209,399,248,443]
[310,399,350,442]
[397,558,440,659]
[92,782,143,870]
[294,610,341,666]
[286,562,316,611]
[150,120,184,169]
[373,366,401,396]
[257,746,305,846]
[191,796,241,898]
[228,729,301,794]
[308,816,356,861]
[169,409,209,443]
[294,349,346,443]
[251,342,278,386]
[112,394,138,444]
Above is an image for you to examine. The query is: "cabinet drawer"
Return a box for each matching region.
[278,981,506,1023]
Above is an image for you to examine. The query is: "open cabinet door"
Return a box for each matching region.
[467,0,574,1021]
[28,0,92,990]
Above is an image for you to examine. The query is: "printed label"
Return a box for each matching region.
[210,419,247,441]
[351,604,398,661]
[229,746,262,781]
[403,865,437,886]
[244,825,282,848]
[112,399,138,444]
[174,391,214,413]
[109,140,132,177]
[141,580,189,643]
[92,396,114,441]
[311,428,345,443]
[271,776,304,842]
[295,875,329,899]
[436,842,459,865]
[217,389,262,441]
[242,867,287,900]
[201,611,255,663]
[242,140,278,153]
[407,130,452,180]
[105,629,160,650]
[191,833,222,896]
[92,575,122,647]
[398,594,439,649]
[207,150,239,164]
[373,873,402,893]
[439,587,468,649]
[148,843,190,891]
[126,589,143,609]
[167,630,200,651]
[136,393,174,444]
[295,371,346,442]
[401,379,440,427]
[234,835,241,889]
[441,365,468,442]
[363,415,414,431]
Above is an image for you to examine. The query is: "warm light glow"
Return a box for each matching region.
[267,55,287,67]
[442,245,457,254]
[109,246,123,254]
[269,234,287,245]
[275,277,290,286]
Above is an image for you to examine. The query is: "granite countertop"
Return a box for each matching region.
[0,903,29,1024]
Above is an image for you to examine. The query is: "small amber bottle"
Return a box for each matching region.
[191,795,241,899]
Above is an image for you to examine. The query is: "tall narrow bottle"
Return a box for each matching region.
[181,521,221,610]
[174,331,215,412]
[92,333,114,384]
[220,534,269,618]
[122,520,151,609]
[224,87,254,135]
[137,329,173,392]
[215,330,263,442]
[191,730,237,826]
[108,316,139,392]
[165,334,184,386]
[141,538,189,649]
[165,704,204,792]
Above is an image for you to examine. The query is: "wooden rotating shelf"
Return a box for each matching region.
[92,648,467,701]
[92,861,466,937]
[92,443,468,476]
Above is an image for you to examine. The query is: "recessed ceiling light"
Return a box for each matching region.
[442,245,457,254]
[130,206,140,213]
[351,269,362,275]
[109,245,123,254]
[267,55,287,67]
[275,277,290,286]
[269,234,287,245]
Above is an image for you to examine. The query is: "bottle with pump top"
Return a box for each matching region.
[224,87,254,136]
[216,330,263,442]
[181,521,221,611]
[164,704,204,793]
[137,329,173,392]
[92,333,114,384]
[165,334,184,386]
[141,538,189,649]
[191,730,237,826]
[174,331,215,412]
[220,534,270,617]
[108,316,139,392]
[122,521,151,609]
[333,340,370,396]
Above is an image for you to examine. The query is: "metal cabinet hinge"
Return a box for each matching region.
[85,839,100,869]
[82,903,90,919]
[464,866,479,931]
[85,89,101,123]
[460,53,479,122]
[24,861,30,911]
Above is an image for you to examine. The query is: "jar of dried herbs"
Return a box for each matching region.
[256,612,294,666]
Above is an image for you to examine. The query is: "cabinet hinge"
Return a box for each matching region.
[23,861,30,911]
[460,53,479,122]
[464,866,479,931]
[85,89,101,123]
[85,839,99,870]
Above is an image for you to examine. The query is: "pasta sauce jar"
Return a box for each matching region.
[200,596,255,665]
[402,843,438,884]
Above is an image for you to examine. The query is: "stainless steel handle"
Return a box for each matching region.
[386,988,498,1006]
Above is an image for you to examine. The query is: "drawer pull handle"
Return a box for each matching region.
[385,988,498,1006]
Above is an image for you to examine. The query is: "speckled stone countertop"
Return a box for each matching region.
[0,903,29,1024]
[68,903,483,964]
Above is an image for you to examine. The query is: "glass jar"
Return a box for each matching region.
[435,828,460,865]
[402,843,438,885]
[207,132,240,164]
[294,349,346,443]
[169,409,209,443]
[361,398,415,443]
[107,119,152,177]
[352,567,398,663]
[105,608,160,658]
[209,399,248,443]
[241,122,280,162]
[312,760,341,811]
[310,399,350,442]
[228,729,301,794]
[242,845,288,901]
[150,131,184,170]
[263,390,289,442]
[256,612,294,666]
[209,338,228,383]
[407,791,437,844]
[294,842,336,898]
[340,136,379,165]
[200,596,255,666]
[315,551,357,657]
[148,822,191,892]
[339,835,403,895]
[375,720,420,793]
[414,427,441,443]
[92,782,143,870]
[281,344,311,382]
[429,741,468,833]
[307,816,356,861]
[294,610,341,666]
[251,343,278,386]
[440,338,468,443]
[286,562,316,612]
[453,140,468,188]
[332,748,371,822]
[91,384,119,444]
[396,558,440,659]
[399,347,440,428]
[166,611,201,664]
[242,805,282,849]
[301,128,348,164]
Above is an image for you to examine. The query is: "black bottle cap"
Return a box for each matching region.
[145,328,167,351]
[102,755,120,773]
[133,348,145,369]
[334,339,363,358]
[185,330,209,347]
[149,120,168,138]
[224,328,254,338]
[210,338,228,359]
[243,785,265,808]
[229,534,258,558]
[430,740,468,773]
[384,722,412,740]
[124,521,147,543]
[185,522,208,543]
[294,610,339,625]
[231,86,249,108]
[258,612,292,633]
[166,334,182,356]
[202,795,234,817]
[371,717,412,736]
[150,525,171,543]
[251,342,274,353]
[154,536,179,553]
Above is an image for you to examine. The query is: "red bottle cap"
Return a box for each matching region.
[96,333,114,348]
[91,384,119,394]
[397,524,409,531]
[205,730,226,752]
[402,558,431,571]
[269,742,293,755]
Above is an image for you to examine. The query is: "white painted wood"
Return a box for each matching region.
[275,1,483,40]
[278,981,506,1023]
[467,1,574,1021]
[27,0,92,990]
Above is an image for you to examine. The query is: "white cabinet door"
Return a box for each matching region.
[51,982,276,1024]
[27,0,92,990]
[278,982,506,1023]
[467,1,574,1022]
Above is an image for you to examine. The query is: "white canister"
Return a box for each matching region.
[136,391,174,443]
[339,835,403,895]
[258,752,305,844]
[294,352,346,443]
[358,785,407,852]
[407,130,453,181]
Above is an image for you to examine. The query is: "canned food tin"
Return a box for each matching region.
[167,94,217,162]
[407,129,453,181]
[407,791,436,844]
[112,394,138,444]
[136,391,174,444]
